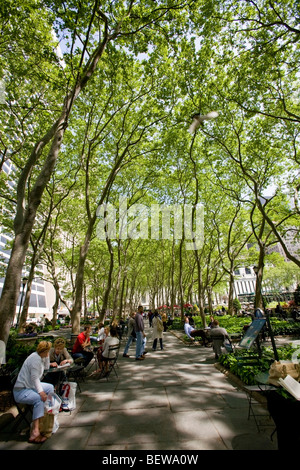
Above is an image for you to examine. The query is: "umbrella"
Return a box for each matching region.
[184,303,193,308]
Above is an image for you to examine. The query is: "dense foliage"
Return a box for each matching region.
[0,1,300,343]
[219,345,299,388]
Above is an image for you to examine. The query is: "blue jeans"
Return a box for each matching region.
[72,351,93,367]
[135,332,146,358]
[13,382,54,421]
[123,335,134,355]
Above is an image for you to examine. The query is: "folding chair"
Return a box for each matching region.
[10,368,32,429]
[95,345,120,381]
[106,344,120,380]
[244,373,277,437]
[67,359,85,393]
[85,347,100,374]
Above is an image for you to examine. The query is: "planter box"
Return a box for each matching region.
[16,336,38,346]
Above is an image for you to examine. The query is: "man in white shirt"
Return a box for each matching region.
[184,317,210,346]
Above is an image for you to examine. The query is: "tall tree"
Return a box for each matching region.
[0,0,195,344]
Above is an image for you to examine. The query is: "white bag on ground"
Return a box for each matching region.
[60,381,77,411]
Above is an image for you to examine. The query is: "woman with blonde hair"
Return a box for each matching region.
[13,341,54,444]
[43,337,73,387]
[49,337,73,368]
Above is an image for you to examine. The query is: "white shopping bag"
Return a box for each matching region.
[44,392,62,415]
[60,382,77,411]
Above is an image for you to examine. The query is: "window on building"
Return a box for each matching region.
[38,295,46,308]
[29,294,38,307]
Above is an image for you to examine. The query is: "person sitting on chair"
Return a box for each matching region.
[209,320,230,359]
[71,325,94,367]
[254,307,264,319]
[184,316,210,346]
[98,326,120,376]
[43,337,73,388]
[13,341,54,444]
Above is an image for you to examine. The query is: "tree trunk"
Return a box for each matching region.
[99,237,114,323]
[0,223,43,343]
[254,249,265,309]
[227,268,235,316]
[118,275,126,321]
[52,285,60,329]
[18,269,34,334]
[70,215,96,333]
[170,238,175,319]
[0,5,113,345]
[195,252,206,327]
[179,238,184,321]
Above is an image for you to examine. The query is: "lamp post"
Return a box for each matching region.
[253,266,279,361]
[16,277,28,329]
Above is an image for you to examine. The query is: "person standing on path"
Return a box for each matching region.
[161,311,168,332]
[152,311,164,350]
[123,311,136,357]
[135,305,146,361]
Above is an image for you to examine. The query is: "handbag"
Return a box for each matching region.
[224,338,233,353]
[268,360,300,386]
[39,411,54,438]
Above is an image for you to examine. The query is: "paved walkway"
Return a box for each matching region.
[0,327,278,451]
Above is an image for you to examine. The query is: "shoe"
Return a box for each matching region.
[135,357,145,361]
[123,354,130,357]
[152,348,156,351]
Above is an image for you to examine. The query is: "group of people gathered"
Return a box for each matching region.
[12,320,122,444]
[184,313,230,358]
[13,307,212,444]
[123,306,165,360]
[70,322,120,376]
[13,337,78,444]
